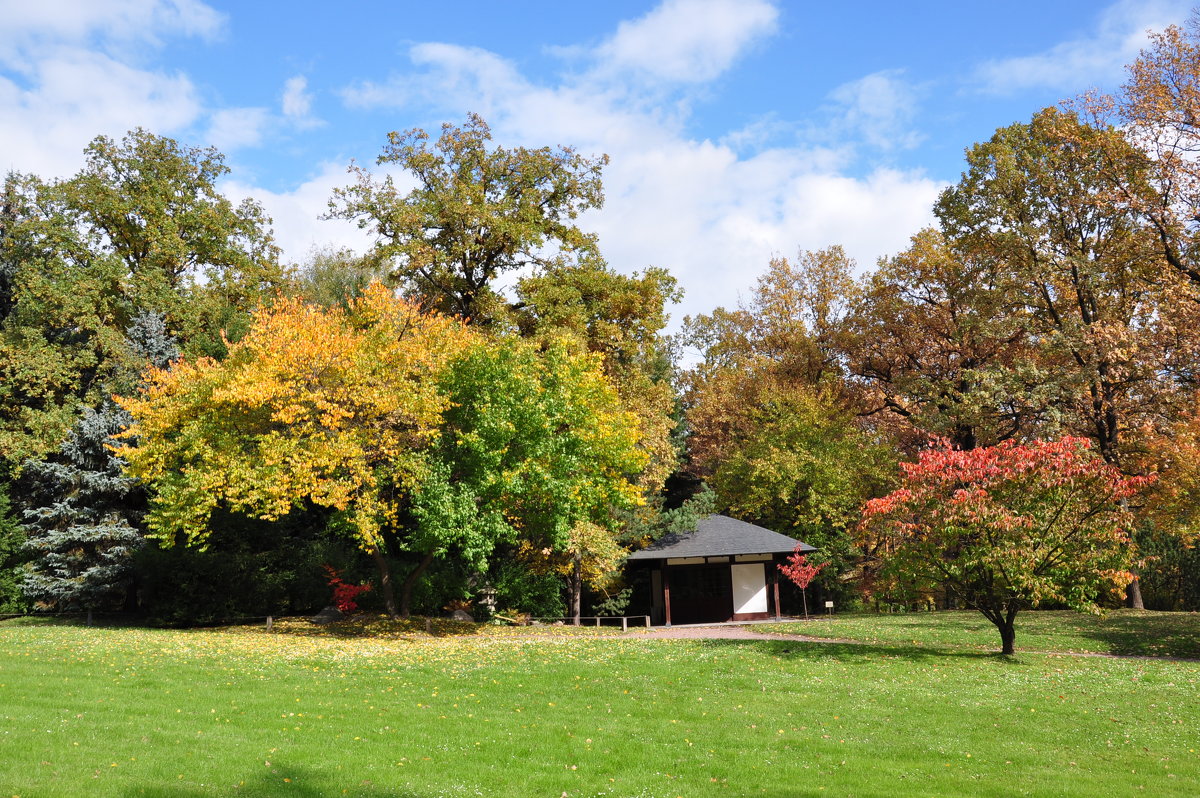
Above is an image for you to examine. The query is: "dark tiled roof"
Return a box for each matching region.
[627,514,815,560]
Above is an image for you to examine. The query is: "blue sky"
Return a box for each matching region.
[0,0,1191,328]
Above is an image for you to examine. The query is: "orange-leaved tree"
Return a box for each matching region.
[858,437,1151,654]
[117,284,474,616]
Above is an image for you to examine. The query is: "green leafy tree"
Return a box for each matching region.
[622,484,720,551]
[683,248,859,474]
[515,261,682,495]
[0,129,287,470]
[294,246,386,311]
[682,247,856,392]
[935,108,1176,469]
[328,113,608,324]
[1107,15,1200,289]
[710,384,894,601]
[413,337,647,620]
[119,290,645,620]
[859,437,1149,654]
[681,250,888,602]
[935,109,1194,608]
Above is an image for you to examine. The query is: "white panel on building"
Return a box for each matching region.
[731,562,767,614]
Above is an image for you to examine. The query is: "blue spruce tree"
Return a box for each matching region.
[0,482,26,613]
[20,311,177,619]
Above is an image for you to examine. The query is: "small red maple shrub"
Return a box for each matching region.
[322,565,372,613]
[779,550,828,590]
[778,547,829,617]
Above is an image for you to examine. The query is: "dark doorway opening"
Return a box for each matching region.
[668,564,732,624]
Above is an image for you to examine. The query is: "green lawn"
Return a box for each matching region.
[758,609,1200,659]
[1,615,1197,797]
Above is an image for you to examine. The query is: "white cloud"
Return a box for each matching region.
[279,74,323,131]
[973,0,1190,94]
[345,0,779,114]
[0,0,940,335]
[0,50,201,176]
[206,76,325,153]
[330,13,941,330]
[593,0,778,84]
[587,141,942,324]
[0,0,224,62]
[0,0,220,178]
[342,43,527,116]
[826,70,924,152]
[281,75,311,118]
[223,162,378,266]
[206,106,270,151]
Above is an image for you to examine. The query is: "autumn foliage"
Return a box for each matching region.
[322,565,372,614]
[778,550,828,590]
[778,547,829,618]
[117,285,472,551]
[858,437,1151,653]
[117,282,648,619]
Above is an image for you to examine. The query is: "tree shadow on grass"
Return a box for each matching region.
[759,610,1200,661]
[0,613,145,628]
[123,762,431,798]
[1054,611,1200,660]
[185,615,490,641]
[687,637,1028,666]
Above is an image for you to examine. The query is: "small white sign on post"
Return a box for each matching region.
[824,601,834,616]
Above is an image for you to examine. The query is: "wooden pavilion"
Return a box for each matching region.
[626,514,815,625]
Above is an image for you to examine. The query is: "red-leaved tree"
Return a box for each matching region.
[778,546,829,618]
[857,437,1151,654]
[323,565,372,614]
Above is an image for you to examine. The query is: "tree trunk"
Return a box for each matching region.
[123,580,139,614]
[982,605,1019,655]
[1121,497,1144,610]
[998,621,1016,656]
[1125,576,1145,610]
[370,545,398,619]
[400,551,436,620]
[569,554,583,626]
[801,587,809,619]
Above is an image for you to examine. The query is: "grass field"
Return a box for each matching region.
[1,612,1197,797]
[759,609,1200,659]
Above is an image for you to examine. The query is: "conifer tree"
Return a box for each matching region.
[0,482,25,613]
[20,312,177,618]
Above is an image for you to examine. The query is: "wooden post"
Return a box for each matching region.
[662,566,672,627]
[621,616,628,632]
[771,561,781,620]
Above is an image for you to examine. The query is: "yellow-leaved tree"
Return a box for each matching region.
[117,284,474,615]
